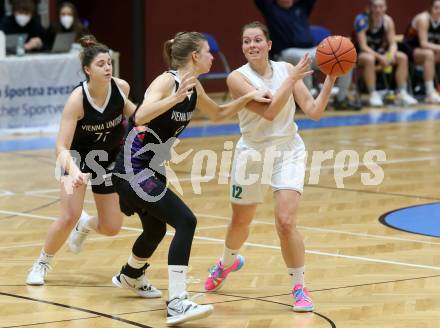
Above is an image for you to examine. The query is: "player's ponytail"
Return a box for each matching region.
[162,32,207,70]
[163,39,174,69]
[79,35,110,81]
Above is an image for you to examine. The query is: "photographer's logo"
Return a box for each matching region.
[56,134,387,201]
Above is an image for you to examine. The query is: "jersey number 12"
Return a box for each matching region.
[232,185,242,199]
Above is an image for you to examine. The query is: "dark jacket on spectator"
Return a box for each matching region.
[0,14,46,45]
[255,0,316,57]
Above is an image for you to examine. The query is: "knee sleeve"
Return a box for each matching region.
[132,213,167,258]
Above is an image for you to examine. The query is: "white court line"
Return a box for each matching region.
[308,155,440,171]
[181,234,440,272]
[0,190,15,197]
[297,225,440,246]
[20,193,95,204]
[5,196,439,248]
[194,213,440,246]
[13,191,440,247]
[2,209,440,271]
[196,224,229,231]
[0,233,141,251]
[337,139,434,152]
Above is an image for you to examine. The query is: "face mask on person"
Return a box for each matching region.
[60,15,74,29]
[15,14,31,27]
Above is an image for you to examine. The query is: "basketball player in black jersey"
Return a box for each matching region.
[26,36,139,287]
[354,0,418,108]
[110,31,270,326]
[403,0,440,103]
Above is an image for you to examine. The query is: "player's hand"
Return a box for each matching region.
[175,72,196,103]
[289,54,314,83]
[249,89,272,103]
[72,171,90,188]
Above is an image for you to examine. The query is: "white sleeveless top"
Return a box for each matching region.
[235,61,298,147]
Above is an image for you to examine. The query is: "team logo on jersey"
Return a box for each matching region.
[114,126,192,202]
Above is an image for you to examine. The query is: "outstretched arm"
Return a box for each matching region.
[292,62,336,121]
[195,80,271,122]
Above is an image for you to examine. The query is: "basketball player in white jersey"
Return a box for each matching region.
[205,21,337,312]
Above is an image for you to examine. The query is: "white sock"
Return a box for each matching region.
[168,265,188,300]
[38,249,54,265]
[128,253,147,269]
[221,245,239,267]
[398,84,407,94]
[79,211,92,231]
[425,80,435,95]
[288,266,305,287]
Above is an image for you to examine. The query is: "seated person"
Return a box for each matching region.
[0,0,46,52]
[402,0,440,103]
[45,1,89,49]
[354,0,418,107]
[255,0,361,110]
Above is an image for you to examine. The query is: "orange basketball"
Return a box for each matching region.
[316,36,357,77]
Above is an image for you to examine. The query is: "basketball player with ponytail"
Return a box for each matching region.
[26,35,135,286]
[111,31,271,325]
[204,21,336,312]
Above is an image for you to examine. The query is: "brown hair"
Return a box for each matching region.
[163,32,207,70]
[55,1,88,40]
[12,0,35,13]
[242,21,271,41]
[79,35,110,80]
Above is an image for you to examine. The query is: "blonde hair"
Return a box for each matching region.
[163,32,207,69]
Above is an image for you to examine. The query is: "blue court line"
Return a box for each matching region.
[379,202,440,238]
[181,107,440,137]
[1,108,440,153]
[0,137,56,153]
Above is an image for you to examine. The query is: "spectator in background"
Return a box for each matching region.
[255,0,361,110]
[354,0,418,107]
[46,1,88,49]
[0,0,46,52]
[402,0,440,104]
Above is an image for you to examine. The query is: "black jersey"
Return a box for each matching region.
[71,78,126,157]
[405,15,440,48]
[115,71,197,176]
[366,18,389,54]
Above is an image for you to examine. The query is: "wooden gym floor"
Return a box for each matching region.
[1,106,440,327]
